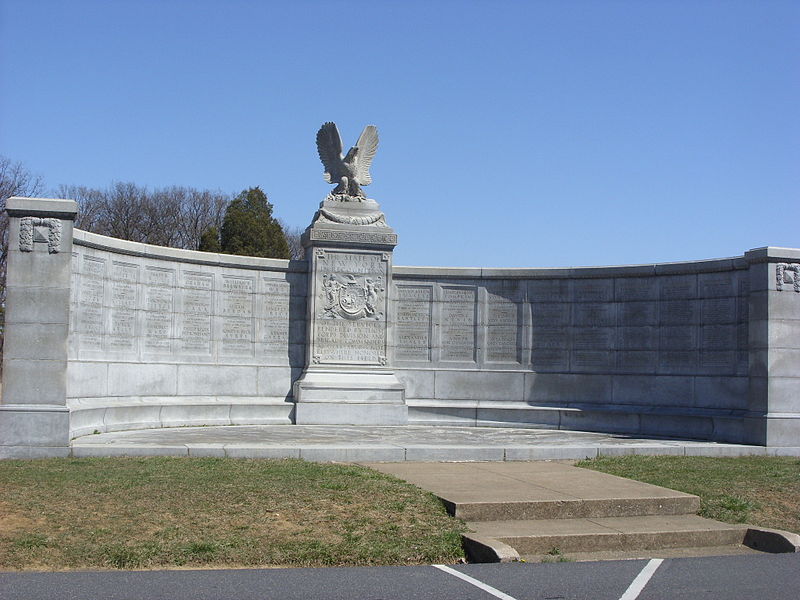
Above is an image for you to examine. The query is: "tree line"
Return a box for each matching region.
[0,155,305,355]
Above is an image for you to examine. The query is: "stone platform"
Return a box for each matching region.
[69,425,800,460]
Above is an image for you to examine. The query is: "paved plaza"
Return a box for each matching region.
[70,425,797,461]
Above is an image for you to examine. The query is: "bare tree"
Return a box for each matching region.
[0,156,46,357]
[279,219,306,260]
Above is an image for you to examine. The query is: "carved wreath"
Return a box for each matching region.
[776,263,800,293]
[19,217,62,253]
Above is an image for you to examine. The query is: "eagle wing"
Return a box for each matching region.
[353,125,379,185]
[316,122,344,183]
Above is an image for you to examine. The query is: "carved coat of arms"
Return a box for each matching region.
[322,274,383,320]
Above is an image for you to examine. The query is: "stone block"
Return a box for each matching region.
[2,323,69,360]
[229,403,294,425]
[572,303,616,326]
[108,364,178,397]
[299,447,406,462]
[639,414,713,440]
[395,369,434,399]
[294,403,408,425]
[177,365,258,396]
[613,375,693,407]
[763,415,800,447]
[5,249,73,288]
[0,405,70,447]
[766,319,800,349]
[614,277,659,301]
[476,406,561,428]
[617,302,658,326]
[433,371,524,401]
[572,278,614,302]
[766,349,800,377]
[4,286,71,324]
[524,373,613,404]
[0,445,71,459]
[710,417,746,443]
[505,446,599,460]
[72,445,189,457]
[561,410,640,434]
[404,446,505,461]
[102,404,162,431]
[67,361,109,398]
[224,446,301,459]
[618,327,658,350]
[257,366,295,398]
[68,407,108,438]
[693,376,749,410]
[616,351,658,373]
[160,404,231,428]
[2,359,67,405]
[658,274,697,299]
[407,405,477,426]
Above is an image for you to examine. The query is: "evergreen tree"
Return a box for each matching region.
[198,226,222,252]
[220,187,290,259]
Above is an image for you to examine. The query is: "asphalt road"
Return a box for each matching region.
[2,554,798,600]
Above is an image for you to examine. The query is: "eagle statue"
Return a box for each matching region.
[316,122,379,199]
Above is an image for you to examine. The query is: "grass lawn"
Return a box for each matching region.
[0,457,466,571]
[577,455,800,534]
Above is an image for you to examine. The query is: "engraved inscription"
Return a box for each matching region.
[180,271,213,354]
[316,319,384,363]
[486,300,519,362]
[109,262,138,351]
[263,280,291,352]
[574,279,613,302]
[143,268,174,353]
[395,285,432,362]
[440,287,476,362]
[313,251,388,364]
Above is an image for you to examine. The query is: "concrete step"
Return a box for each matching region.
[469,514,749,555]
[365,461,700,520]
[521,544,762,563]
[445,495,699,521]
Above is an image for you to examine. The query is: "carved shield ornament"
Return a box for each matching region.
[322,274,383,320]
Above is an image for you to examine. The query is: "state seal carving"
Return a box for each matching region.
[322,274,384,320]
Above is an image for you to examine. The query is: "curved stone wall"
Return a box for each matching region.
[66,230,308,437]
[2,197,799,456]
[390,261,753,442]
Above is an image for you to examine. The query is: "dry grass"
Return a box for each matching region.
[0,457,466,571]
[577,455,800,533]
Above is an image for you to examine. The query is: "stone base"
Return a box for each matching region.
[293,369,407,425]
[0,404,70,457]
[295,402,408,425]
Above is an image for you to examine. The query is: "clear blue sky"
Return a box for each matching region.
[1,0,797,268]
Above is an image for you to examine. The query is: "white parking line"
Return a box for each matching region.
[433,564,519,600]
[619,558,664,600]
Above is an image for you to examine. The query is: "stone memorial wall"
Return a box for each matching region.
[2,196,799,458]
[64,229,307,437]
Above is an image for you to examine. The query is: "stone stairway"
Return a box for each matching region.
[365,461,796,562]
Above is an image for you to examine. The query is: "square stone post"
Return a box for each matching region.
[293,195,407,424]
[745,247,800,447]
[1,197,77,457]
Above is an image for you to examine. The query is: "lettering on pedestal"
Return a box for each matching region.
[109,262,138,352]
[179,271,213,354]
[313,251,388,364]
[776,264,800,292]
[395,285,432,361]
[441,287,476,362]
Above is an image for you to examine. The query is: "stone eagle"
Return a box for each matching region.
[316,122,379,198]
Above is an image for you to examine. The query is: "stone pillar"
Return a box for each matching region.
[1,197,77,457]
[745,247,800,447]
[293,195,407,424]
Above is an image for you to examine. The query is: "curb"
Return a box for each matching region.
[462,534,520,563]
[744,528,800,553]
